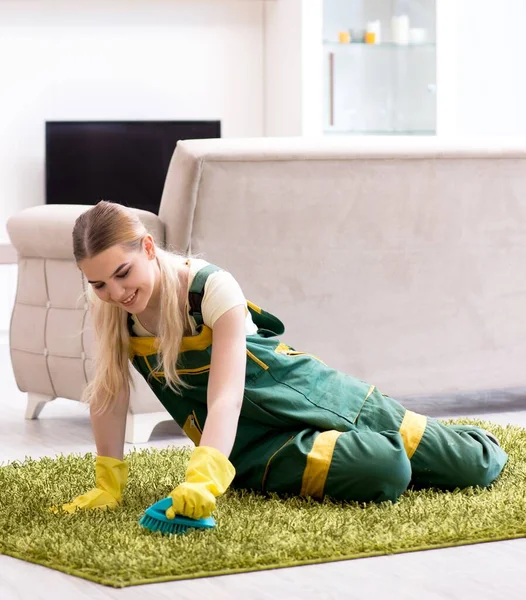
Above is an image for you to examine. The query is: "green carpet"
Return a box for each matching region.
[1,418,525,588]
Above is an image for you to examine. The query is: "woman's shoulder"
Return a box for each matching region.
[187,257,212,275]
[187,258,231,281]
[186,258,241,296]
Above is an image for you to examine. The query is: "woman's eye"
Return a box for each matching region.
[91,268,130,290]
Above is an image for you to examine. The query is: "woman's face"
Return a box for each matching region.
[79,236,159,314]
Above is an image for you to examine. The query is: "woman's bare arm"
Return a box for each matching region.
[199,304,246,456]
[90,385,130,460]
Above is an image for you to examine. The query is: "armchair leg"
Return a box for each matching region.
[25,393,56,419]
[125,412,174,444]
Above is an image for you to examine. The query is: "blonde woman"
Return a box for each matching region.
[62,201,507,521]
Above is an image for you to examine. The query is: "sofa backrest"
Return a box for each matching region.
[158,137,526,398]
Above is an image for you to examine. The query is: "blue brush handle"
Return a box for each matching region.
[144,496,216,528]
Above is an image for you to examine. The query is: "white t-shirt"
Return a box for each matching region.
[131,258,258,337]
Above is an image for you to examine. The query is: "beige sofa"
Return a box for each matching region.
[7,137,526,442]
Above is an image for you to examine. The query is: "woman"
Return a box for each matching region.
[61,201,507,521]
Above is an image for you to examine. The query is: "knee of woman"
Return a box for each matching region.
[369,451,412,503]
[459,450,508,489]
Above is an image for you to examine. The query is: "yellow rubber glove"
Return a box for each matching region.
[166,446,236,520]
[58,456,128,514]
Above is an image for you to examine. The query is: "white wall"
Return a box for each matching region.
[438,0,526,136]
[263,0,323,137]
[453,0,526,136]
[264,0,304,136]
[0,0,266,243]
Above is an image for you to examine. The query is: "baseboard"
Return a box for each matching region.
[400,387,526,417]
[0,244,16,264]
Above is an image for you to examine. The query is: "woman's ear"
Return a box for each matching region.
[143,235,156,260]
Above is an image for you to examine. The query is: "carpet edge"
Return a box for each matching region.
[3,531,526,588]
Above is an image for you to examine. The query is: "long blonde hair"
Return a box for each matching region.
[73,201,188,414]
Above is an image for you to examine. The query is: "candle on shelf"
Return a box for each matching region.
[392,15,410,45]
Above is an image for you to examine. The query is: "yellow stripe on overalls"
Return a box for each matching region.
[128,326,213,357]
[300,409,427,499]
[300,430,342,499]
[399,410,427,459]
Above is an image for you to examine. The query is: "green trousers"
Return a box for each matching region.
[129,265,508,504]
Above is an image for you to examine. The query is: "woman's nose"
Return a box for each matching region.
[108,282,126,302]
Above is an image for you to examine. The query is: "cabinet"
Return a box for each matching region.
[263,0,440,137]
[323,0,437,135]
[324,41,436,135]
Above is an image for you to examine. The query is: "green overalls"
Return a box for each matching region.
[129,265,508,504]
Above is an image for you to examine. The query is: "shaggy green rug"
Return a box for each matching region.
[1,418,525,588]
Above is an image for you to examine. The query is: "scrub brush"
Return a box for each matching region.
[139,497,216,535]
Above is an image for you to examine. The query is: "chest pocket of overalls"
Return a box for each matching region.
[274,342,326,364]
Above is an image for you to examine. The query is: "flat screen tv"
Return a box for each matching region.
[45,120,221,214]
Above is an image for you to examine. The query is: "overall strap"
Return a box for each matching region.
[188,264,223,327]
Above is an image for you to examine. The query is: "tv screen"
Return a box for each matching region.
[45,120,221,214]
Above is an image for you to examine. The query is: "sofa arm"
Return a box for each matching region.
[6,203,165,404]
[7,204,164,259]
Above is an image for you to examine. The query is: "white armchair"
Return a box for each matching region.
[7,204,172,443]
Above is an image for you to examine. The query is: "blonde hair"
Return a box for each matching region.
[73,200,188,414]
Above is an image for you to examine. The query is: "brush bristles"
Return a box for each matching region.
[139,514,195,536]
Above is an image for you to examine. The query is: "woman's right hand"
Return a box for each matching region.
[53,455,129,514]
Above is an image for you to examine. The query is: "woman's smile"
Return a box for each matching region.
[120,290,138,306]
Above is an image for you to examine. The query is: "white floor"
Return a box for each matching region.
[1,343,526,600]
